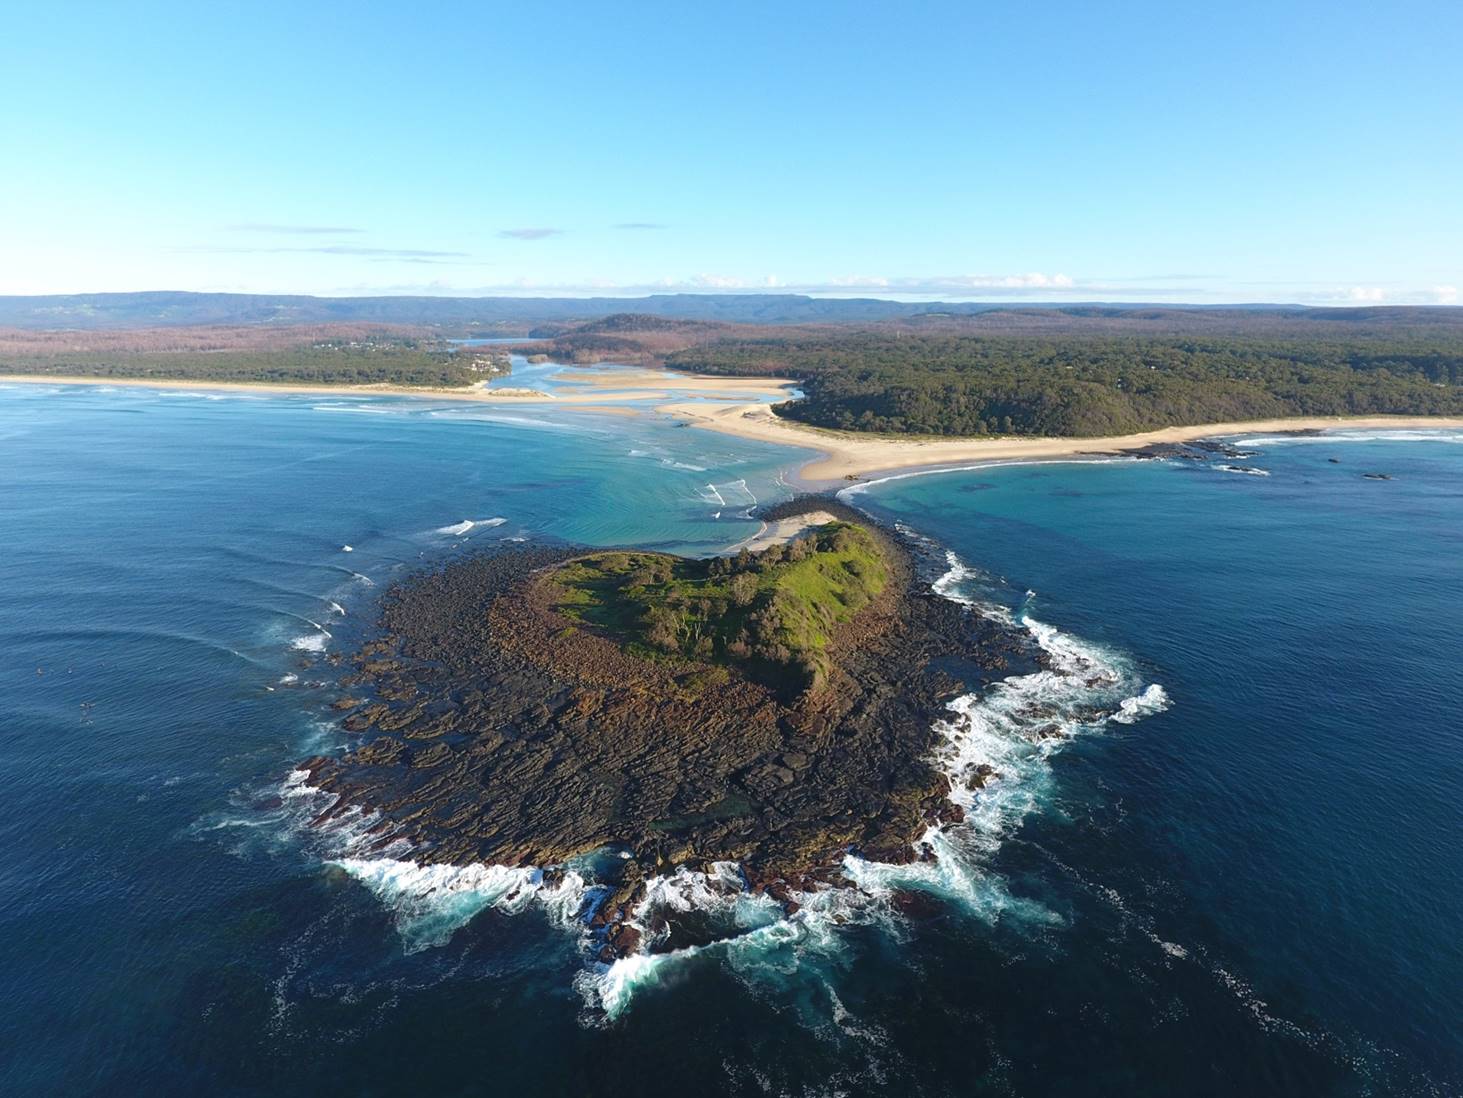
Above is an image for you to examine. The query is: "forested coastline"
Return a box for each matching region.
[0,342,508,388]
[669,333,1463,436]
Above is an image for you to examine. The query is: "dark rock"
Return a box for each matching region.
[298,499,1038,952]
[890,890,948,920]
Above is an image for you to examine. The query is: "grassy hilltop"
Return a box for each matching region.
[548,521,888,693]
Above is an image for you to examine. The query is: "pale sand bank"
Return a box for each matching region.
[554,367,796,398]
[659,401,1463,485]
[0,369,792,405]
[730,510,840,553]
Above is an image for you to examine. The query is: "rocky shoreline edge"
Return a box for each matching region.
[296,498,1039,958]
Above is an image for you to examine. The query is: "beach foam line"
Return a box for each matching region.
[1232,428,1463,447]
[838,456,1136,497]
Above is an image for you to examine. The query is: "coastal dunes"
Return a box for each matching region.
[298,499,1033,954]
[659,401,1463,484]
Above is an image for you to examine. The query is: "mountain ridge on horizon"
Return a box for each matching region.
[6,289,1458,331]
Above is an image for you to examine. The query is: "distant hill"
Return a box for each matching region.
[5,290,1457,332]
[0,291,951,330]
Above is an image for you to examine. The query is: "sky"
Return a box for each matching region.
[1,1,1459,304]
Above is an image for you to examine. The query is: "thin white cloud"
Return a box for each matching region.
[498,228,565,240]
[178,244,470,259]
[1434,285,1459,304]
[226,222,363,234]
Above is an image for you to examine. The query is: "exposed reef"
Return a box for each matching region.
[298,499,1034,952]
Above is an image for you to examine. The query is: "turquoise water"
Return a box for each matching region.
[1,381,1459,1095]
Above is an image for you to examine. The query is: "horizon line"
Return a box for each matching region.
[2,288,1460,311]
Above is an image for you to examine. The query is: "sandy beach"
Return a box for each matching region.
[728,509,839,553]
[659,400,1463,485]
[0,369,794,405]
[551,368,795,397]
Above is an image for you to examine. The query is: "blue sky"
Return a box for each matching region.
[2,1,1459,303]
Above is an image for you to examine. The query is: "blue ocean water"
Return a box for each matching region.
[1,382,1458,1095]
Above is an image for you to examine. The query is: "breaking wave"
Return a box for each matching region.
[577,864,892,1021]
[1232,429,1463,447]
[433,516,506,537]
[1215,464,1270,477]
[329,857,591,952]
[840,457,1134,497]
[695,478,758,517]
[289,619,332,652]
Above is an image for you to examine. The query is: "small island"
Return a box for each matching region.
[299,500,1033,955]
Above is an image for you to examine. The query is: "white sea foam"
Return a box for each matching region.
[838,457,1134,498]
[1215,464,1270,477]
[312,403,401,415]
[434,517,506,537]
[329,857,589,951]
[1232,429,1463,447]
[426,408,573,430]
[577,870,884,1019]
[1113,683,1172,723]
[290,629,330,652]
[695,478,758,517]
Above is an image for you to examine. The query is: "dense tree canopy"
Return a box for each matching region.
[669,333,1463,436]
[0,344,498,388]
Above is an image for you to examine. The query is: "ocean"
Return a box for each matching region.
[1,380,1459,1096]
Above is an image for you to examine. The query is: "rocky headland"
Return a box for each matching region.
[298,498,1034,954]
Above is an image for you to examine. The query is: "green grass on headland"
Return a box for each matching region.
[550,521,888,693]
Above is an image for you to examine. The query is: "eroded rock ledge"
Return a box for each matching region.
[299,498,1033,950]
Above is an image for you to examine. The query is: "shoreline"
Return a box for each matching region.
[9,372,1461,490]
[0,369,796,405]
[657,400,1463,486]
